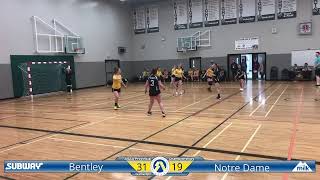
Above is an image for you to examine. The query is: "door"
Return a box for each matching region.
[105,59,120,86]
[228,53,267,81]
[257,53,266,80]
[189,57,202,70]
[241,54,253,80]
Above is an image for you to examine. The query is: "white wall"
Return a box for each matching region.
[132,0,320,61]
[0,0,133,63]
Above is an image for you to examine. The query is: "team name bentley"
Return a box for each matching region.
[70,163,103,173]
[215,164,270,172]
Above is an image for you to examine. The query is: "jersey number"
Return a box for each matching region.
[150,80,155,86]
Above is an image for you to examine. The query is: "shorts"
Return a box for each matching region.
[175,77,182,82]
[316,68,320,76]
[207,78,213,86]
[112,88,121,93]
[238,76,245,80]
[149,91,161,97]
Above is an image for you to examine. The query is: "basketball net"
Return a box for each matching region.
[73,48,84,54]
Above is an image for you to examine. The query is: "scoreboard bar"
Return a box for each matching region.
[4,157,316,176]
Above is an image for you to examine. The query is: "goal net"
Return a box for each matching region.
[18,62,68,97]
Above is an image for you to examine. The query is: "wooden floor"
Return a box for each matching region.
[0,81,319,180]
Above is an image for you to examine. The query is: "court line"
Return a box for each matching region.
[49,137,178,156]
[0,121,89,153]
[227,117,320,125]
[80,93,146,109]
[221,124,262,180]
[193,123,233,156]
[249,84,283,116]
[264,85,289,117]
[175,94,216,112]
[282,87,304,180]
[14,115,88,123]
[0,116,118,154]
[121,93,172,108]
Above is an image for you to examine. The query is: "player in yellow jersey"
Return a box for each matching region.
[170,65,177,95]
[174,64,186,96]
[203,66,214,92]
[203,64,221,99]
[112,67,127,110]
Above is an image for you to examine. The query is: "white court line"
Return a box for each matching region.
[165,123,233,180]
[220,124,262,180]
[175,95,216,112]
[264,85,289,117]
[0,116,119,154]
[49,137,178,156]
[193,123,233,156]
[83,93,145,108]
[249,84,282,116]
[121,93,172,108]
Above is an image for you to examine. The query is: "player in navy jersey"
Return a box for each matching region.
[212,64,222,99]
[235,64,245,91]
[145,68,166,117]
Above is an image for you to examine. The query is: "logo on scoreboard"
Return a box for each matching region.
[292,161,313,172]
[150,157,169,176]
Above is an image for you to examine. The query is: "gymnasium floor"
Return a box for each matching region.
[0,81,319,180]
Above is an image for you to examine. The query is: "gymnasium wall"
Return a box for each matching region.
[0,0,132,99]
[130,0,319,78]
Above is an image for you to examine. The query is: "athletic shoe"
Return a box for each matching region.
[216,95,221,99]
[147,111,152,116]
[208,88,212,92]
[179,92,183,95]
[114,106,118,110]
[240,88,244,91]
[162,112,166,117]
[175,92,179,96]
[116,105,121,108]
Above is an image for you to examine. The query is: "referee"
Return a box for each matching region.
[65,66,72,93]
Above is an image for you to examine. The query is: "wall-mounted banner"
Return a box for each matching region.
[174,0,188,30]
[189,0,204,28]
[278,0,296,19]
[313,0,320,15]
[257,0,276,21]
[235,37,259,50]
[239,0,256,23]
[133,7,146,34]
[204,0,220,27]
[146,6,159,33]
[221,0,237,25]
